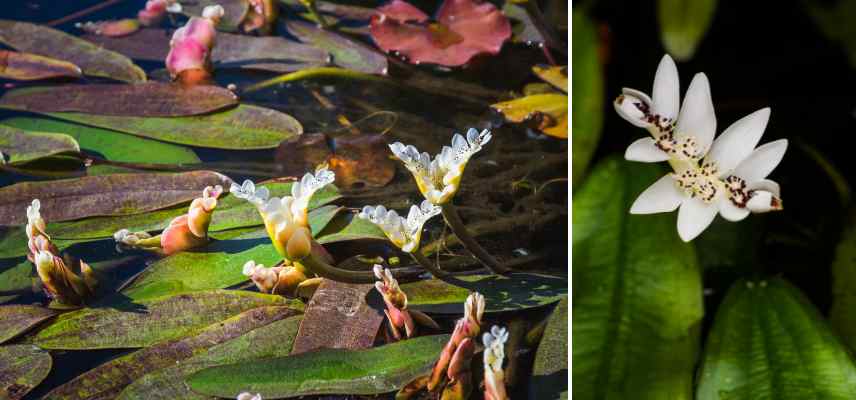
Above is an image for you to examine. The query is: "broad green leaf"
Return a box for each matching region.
[402,273,567,314]
[831,211,856,351]
[697,278,856,399]
[530,298,568,400]
[571,10,603,185]
[187,334,450,398]
[0,344,52,400]
[657,0,717,61]
[0,257,33,302]
[43,306,298,400]
[1,117,201,167]
[0,124,79,164]
[316,212,387,244]
[118,315,303,400]
[573,157,702,400]
[0,305,55,344]
[286,20,388,75]
[44,104,302,150]
[0,19,146,83]
[33,290,297,349]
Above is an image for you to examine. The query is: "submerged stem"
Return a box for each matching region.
[300,251,423,283]
[441,203,511,275]
[410,251,469,285]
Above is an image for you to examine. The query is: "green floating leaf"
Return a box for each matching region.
[286,20,388,75]
[0,171,230,226]
[0,19,146,83]
[657,0,717,61]
[118,315,303,400]
[0,124,79,165]
[0,305,55,344]
[571,10,603,185]
[44,306,298,400]
[45,104,303,150]
[831,211,856,351]
[0,344,52,400]
[402,273,567,314]
[33,290,297,350]
[316,212,387,244]
[573,157,702,399]
[0,257,33,302]
[530,298,568,400]
[1,117,201,167]
[697,278,856,399]
[188,334,449,398]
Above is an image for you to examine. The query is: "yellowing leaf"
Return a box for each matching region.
[533,64,568,93]
[492,93,568,138]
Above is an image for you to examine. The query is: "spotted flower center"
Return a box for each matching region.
[673,161,722,203]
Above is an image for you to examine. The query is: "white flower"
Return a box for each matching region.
[230,179,271,207]
[483,325,508,373]
[25,199,46,239]
[389,128,491,205]
[373,264,401,297]
[615,54,717,163]
[630,108,787,241]
[358,200,441,252]
[464,292,485,324]
[113,229,153,245]
[202,4,225,20]
[236,393,261,400]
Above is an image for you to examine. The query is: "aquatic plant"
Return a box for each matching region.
[165,4,224,84]
[483,325,509,400]
[373,265,438,340]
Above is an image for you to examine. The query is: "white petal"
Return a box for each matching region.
[677,197,718,242]
[748,179,780,197]
[731,139,788,183]
[629,175,684,214]
[677,73,716,154]
[747,191,782,213]
[624,137,670,162]
[614,89,652,128]
[707,108,770,176]
[652,54,680,121]
[718,197,750,222]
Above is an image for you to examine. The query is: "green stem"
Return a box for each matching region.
[410,251,467,285]
[440,203,511,275]
[300,252,423,283]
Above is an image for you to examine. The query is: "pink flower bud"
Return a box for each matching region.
[165,6,223,84]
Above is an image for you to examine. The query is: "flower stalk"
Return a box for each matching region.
[441,203,510,275]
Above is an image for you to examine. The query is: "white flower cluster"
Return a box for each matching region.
[358,200,441,252]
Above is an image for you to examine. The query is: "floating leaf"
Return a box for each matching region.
[530,298,568,400]
[0,49,81,81]
[0,19,146,83]
[492,93,568,138]
[369,0,511,67]
[0,258,33,302]
[533,65,568,93]
[187,334,449,398]
[180,0,250,32]
[0,344,51,400]
[696,278,856,399]
[0,305,55,344]
[291,280,382,354]
[0,125,79,165]
[657,0,717,61]
[570,10,603,184]
[573,157,702,399]
[287,20,388,74]
[1,117,201,173]
[276,133,395,188]
[0,83,237,117]
[0,171,230,226]
[34,290,297,350]
[316,212,387,244]
[43,306,298,400]
[402,272,567,314]
[44,104,302,149]
[117,315,303,400]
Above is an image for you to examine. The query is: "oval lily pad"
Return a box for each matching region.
[0,344,52,400]
[43,104,302,149]
[287,20,388,75]
[33,290,297,349]
[530,298,568,399]
[187,334,450,398]
[0,83,237,117]
[0,305,55,344]
[117,315,303,400]
[572,157,702,399]
[0,124,79,165]
[402,272,567,314]
[0,49,82,81]
[43,306,298,400]
[0,19,146,83]
[0,171,231,226]
[697,278,856,399]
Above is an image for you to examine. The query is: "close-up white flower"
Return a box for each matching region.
[357,200,441,252]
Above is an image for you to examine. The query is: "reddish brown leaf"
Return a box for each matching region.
[0,83,237,117]
[369,0,512,67]
[0,171,232,226]
[0,50,82,81]
[291,279,384,354]
[276,133,395,188]
[275,132,332,176]
[0,305,56,344]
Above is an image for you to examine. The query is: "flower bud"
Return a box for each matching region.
[286,227,312,261]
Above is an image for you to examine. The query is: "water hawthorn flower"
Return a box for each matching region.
[165,4,224,84]
[25,199,57,262]
[482,325,509,400]
[390,128,491,205]
[242,260,318,298]
[114,185,223,255]
[358,200,441,253]
[374,265,438,340]
[614,54,787,241]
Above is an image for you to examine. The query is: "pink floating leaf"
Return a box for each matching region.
[369,0,511,67]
